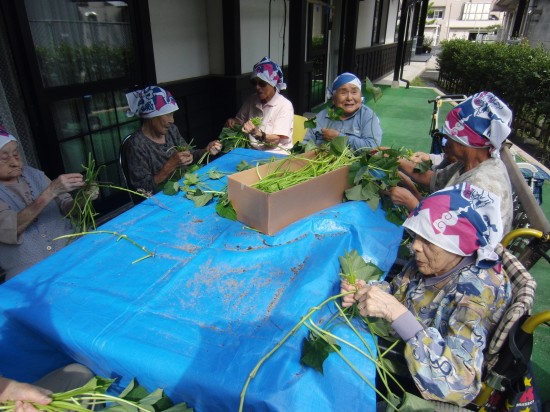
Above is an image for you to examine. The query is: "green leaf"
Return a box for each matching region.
[207,169,225,180]
[344,185,364,201]
[51,376,114,400]
[162,180,180,196]
[412,160,432,173]
[364,316,394,338]
[183,172,200,186]
[327,106,345,121]
[216,199,237,220]
[304,117,317,129]
[186,189,213,207]
[338,250,384,284]
[328,135,349,156]
[300,335,341,374]
[365,195,380,211]
[116,379,150,401]
[236,160,252,172]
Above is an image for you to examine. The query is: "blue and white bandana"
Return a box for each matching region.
[326,72,362,99]
[403,183,503,268]
[126,86,179,119]
[251,57,287,92]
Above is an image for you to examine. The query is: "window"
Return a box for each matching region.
[462,3,492,21]
[427,8,444,19]
[19,0,149,214]
[372,0,389,45]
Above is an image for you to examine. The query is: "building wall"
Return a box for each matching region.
[357,0,375,47]
[525,0,550,49]
[425,0,504,44]
[240,0,289,74]
[149,0,212,83]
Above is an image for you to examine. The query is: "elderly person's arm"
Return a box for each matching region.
[398,157,434,187]
[16,174,84,236]
[347,108,382,151]
[342,266,511,407]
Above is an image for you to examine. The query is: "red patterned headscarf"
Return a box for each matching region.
[126,86,179,119]
[403,183,503,268]
[252,57,287,92]
[443,91,512,156]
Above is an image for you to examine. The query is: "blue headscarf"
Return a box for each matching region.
[326,72,362,99]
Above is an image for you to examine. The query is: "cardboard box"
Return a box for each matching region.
[227,152,349,235]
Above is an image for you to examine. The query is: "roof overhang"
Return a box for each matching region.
[492,0,519,12]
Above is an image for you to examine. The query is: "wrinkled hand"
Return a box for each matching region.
[410,151,430,163]
[225,118,241,128]
[340,279,367,308]
[207,140,222,155]
[0,377,52,411]
[342,281,407,322]
[385,186,420,212]
[49,173,85,197]
[241,120,258,135]
[84,183,99,201]
[321,128,340,141]
[169,151,193,168]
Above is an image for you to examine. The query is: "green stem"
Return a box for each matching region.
[54,230,154,262]
[305,320,400,410]
[239,292,349,411]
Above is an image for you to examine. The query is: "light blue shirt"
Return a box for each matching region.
[303,105,382,151]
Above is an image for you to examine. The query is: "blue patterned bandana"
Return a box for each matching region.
[403,183,503,268]
[126,86,179,119]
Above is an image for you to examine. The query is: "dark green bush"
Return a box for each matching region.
[437,40,550,152]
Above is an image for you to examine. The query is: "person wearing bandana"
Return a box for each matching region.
[389,91,514,234]
[342,183,512,406]
[303,72,383,152]
[124,86,222,196]
[225,57,294,155]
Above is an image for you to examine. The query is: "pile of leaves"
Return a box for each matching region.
[345,147,413,225]
[217,117,262,153]
[0,376,193,411]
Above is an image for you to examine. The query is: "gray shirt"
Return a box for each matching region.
[431,157,513,234]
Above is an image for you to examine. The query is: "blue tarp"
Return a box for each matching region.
[0,149,403,411]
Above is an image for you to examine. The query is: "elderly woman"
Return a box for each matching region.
[225,57,294,155]
[342,183,511,406]
[389,91,513,234]
[0,125,92,281]
[124,85,222,196]
[303,72,382,152]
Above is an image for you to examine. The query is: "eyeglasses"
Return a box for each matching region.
[250,79,269,88]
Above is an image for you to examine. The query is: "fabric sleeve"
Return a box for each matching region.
[302,109,328,146]
[126,136,158,193]
[347,107,382,151]
[402,280,510,406]
[269,99,294,138]
[0,203,20,244]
